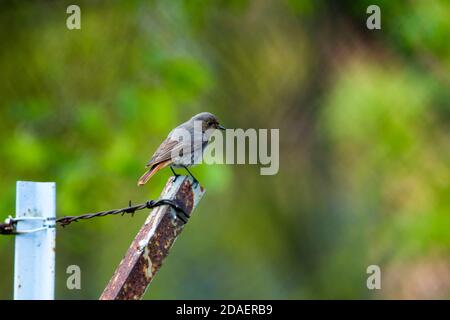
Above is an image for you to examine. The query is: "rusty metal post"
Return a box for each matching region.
[100,176,205,300]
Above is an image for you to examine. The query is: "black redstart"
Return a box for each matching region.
[138,112,225,186]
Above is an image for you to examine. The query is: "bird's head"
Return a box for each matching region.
[191,112,226,132]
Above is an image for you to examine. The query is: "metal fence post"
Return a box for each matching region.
[100,176,205,300]
[14,181,56,300]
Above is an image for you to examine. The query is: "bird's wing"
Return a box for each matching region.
[146,138,179,168]
[145,134,204,168]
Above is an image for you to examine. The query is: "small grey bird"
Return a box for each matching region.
[138,112,225,186]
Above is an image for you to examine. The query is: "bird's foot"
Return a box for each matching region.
[183,166,199,187]
[170,167,180,182]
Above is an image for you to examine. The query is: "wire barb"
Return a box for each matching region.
[0,221,16,235]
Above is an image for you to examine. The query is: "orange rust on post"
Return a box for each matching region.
[99,176,205,300]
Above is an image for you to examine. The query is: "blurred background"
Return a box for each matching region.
[1,0,449,299]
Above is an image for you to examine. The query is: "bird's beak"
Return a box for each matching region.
[217,124,226,130]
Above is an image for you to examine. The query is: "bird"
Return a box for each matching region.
[138,112,225,186]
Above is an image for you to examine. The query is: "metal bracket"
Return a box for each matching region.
[5,216,55,235]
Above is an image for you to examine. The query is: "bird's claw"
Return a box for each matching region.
[170,167,180,182]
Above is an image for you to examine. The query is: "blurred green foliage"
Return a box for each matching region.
[0,0,449,299]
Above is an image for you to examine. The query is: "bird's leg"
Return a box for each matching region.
[183,166,199,187]
[170,166,180,181]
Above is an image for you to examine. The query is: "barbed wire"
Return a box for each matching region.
[0,199,189,235]
[0,221,15,235]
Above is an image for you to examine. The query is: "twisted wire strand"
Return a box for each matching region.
[0,199,189,235]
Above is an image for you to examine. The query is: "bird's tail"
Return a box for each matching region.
[137,169,154,186]
[137,161,171,186]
